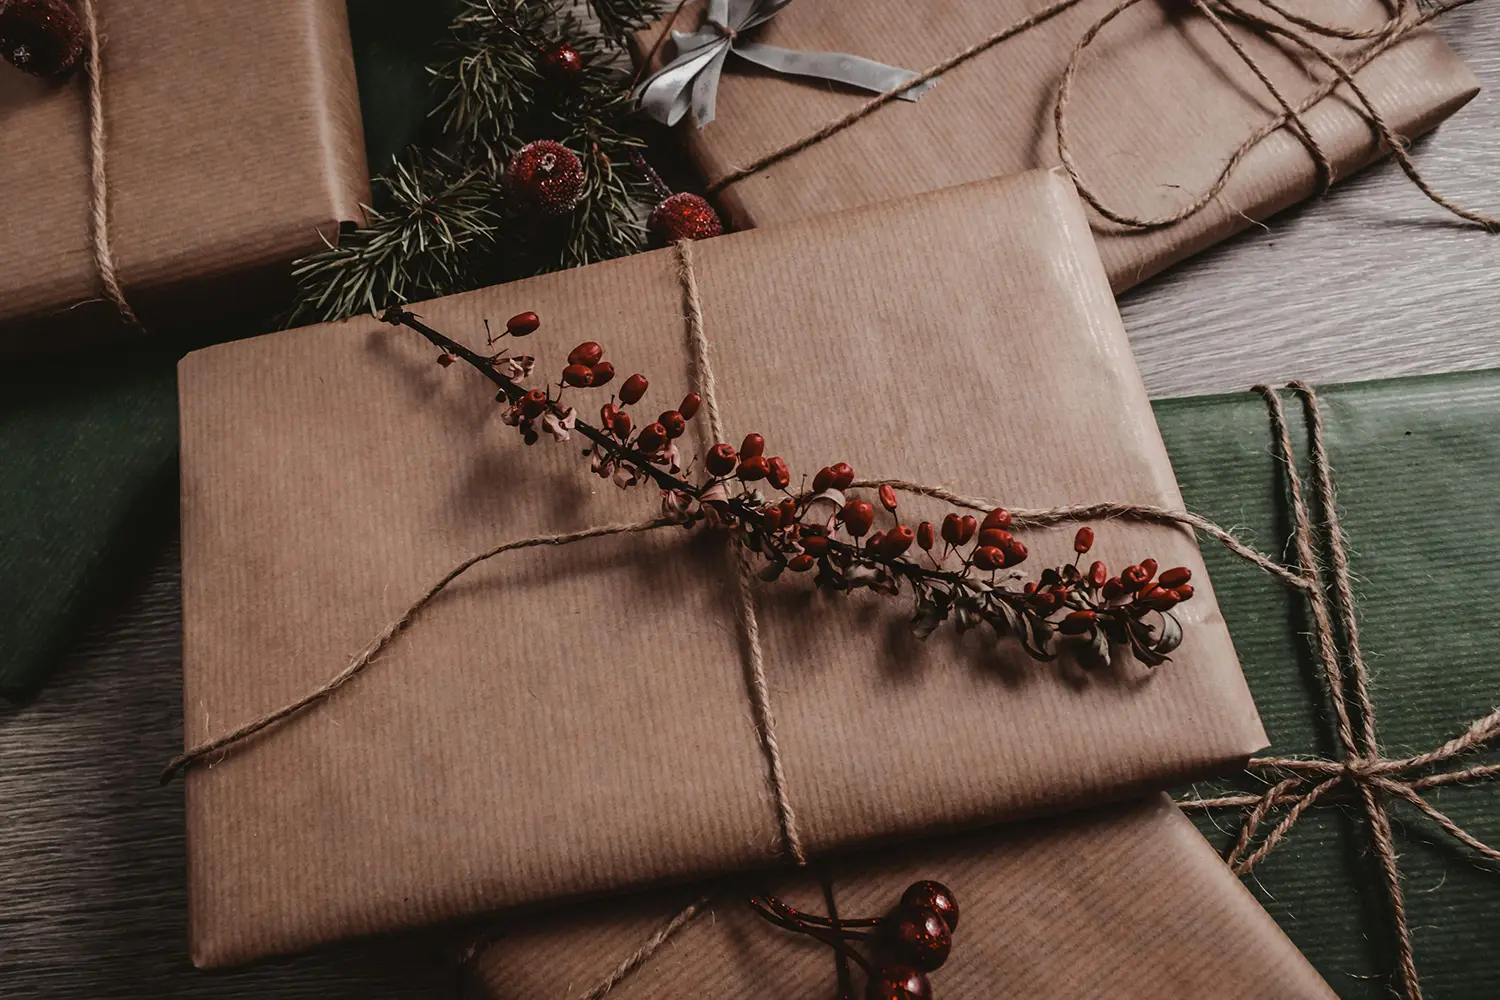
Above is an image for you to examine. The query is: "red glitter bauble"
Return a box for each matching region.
[506,140,585,215]
[0,0,84,78]
[648,192,723,247]
[540,43,584,80]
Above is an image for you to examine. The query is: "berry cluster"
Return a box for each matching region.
[389,307,1194,669]
[751,880,960,1000]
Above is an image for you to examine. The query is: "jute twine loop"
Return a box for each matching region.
[1177,383,1500,1000]
[706,0,1498,233]
[78,0,143,329]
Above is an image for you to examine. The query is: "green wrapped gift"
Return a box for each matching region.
[1162,372,1500,1000]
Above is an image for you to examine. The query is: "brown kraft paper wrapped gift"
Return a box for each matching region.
[0,0,368,351]
[472,796,1338,1000]
[635,0,1478,292]
[177,169,1265,967]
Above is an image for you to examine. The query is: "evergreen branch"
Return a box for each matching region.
[290,0,669,326]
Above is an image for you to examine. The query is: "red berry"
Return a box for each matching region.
[568,342,604,367]
[1102,576,1124,600]
[1030,590,1062,614]
[841,500,875,537]
[1140,558,1159,582]
[600,401,618,425]
[636,422,667,453]
[981,508,1012,531]
[506,140,585,214]
[1138,587,1179,612]
[589,361,615,387]
[940,513,964,547]
[437,353,456,367]
[521,388,548,419]
[1159,566,1192,589]
[802,534,829,556]
[866,965,931,1000]
[830,462,856,490]
[740,433,765,461]
[1060,610,1099,634]
[1088,560,1108,588]
[620,374,649,405]
[916,522,935,551]
[562,364,593,387]
[611,410,633,438]
[958,515,977,545]
[506,311,541,336]
[647,192,724,248]
[1172,583,1195,602]
[973,545,1004,571]
[900,881,959,932]
[1001,539,1028,567]
[658,410,686,438]
[883,904,951,972]
[813,467,836,493]
[1120,564,1150,592]
[678,392,702,420]
[0,0,84,78]
[767,456,791,490]
[540,43,584,80]
[788,553,817,572]
[867,530,887,553]
[978,527,1013,550]
[738,455,770,482]
[882,525,915,558]
[705,443,738,476]
[879,484,898,511]
[762,507,784,531]
[1074,526,1095,554]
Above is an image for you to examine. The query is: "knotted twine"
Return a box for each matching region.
[77,0,141,328]
[684,0,1498,233]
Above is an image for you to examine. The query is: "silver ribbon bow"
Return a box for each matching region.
[635,0,936,128]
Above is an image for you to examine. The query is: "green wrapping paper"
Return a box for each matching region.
[1161,372,1500,999]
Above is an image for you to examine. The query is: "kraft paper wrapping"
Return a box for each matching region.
[0,0,369,352]
[177,169,1265,967]
[472,796,1338,1000]
[636,0,1478,292]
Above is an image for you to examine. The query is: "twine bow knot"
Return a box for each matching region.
[1181,385,1500,1000]
[634,0,935,128]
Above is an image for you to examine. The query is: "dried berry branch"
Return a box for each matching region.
[384,307,1195,669]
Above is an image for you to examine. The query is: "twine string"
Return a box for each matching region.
[78,0,143,329]
[1176,384,1500,1000]
[706,0,1498,233]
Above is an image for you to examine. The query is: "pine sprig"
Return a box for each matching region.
[291,0,663,325]
[291,153,502,323]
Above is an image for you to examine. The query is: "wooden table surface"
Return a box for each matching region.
[3,12,1498,999]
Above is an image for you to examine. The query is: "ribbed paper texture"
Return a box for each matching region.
[637,0,1478,292]
[0,0,369,350]
[474,797,1337,1000]
[177,170,1264,967]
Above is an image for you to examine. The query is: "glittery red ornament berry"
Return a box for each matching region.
[866,966,931,1000]
[901,881,959,931]
[648,192,723,248]
[0,0,84,78]
[540,43,583,80]
[506,140,585,214]
[883,903,952,971]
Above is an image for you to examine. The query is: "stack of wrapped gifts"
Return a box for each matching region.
[5,0,1499,997]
